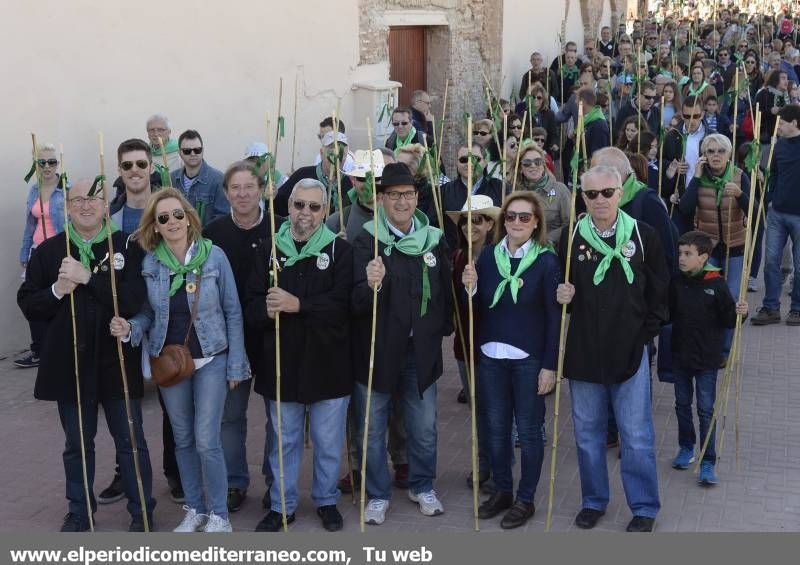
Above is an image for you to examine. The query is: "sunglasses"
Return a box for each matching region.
[642,94,656,100]
[121,160,150,171]
[181,147,203,155]
[745,60,756,65]
[533,137,546,143]
[37,158,58,167]
[705,148,727,155]
[458,156,480,164]
[392,121,410,126]
[521,158,544,167]
[292,199,323,212]
[509,124,523,130]
[504,211,533,223]
[157,209,186,224]
[583,187,618,200]
[682,113,703,119]
[460,214,491,226]
[384,190,418,201]
[474,130,491,136]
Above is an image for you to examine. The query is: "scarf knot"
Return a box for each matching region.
[154,238,212,296]
[275,222,337,268]
[577,211,636,285]
[68,220,120,270]
[490,239,553,308]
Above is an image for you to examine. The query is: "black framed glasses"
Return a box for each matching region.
[120,160,150,171]
[504,211,533,223]
[458,155,481,164]
[509,124,523,130]
[37,158,58,167]
[642,94,656,100]
[705,148,727,155]
[533,137,546,143]
[157,209,186,224]
[474,130,491,136]
[583,187,618,200]
[291,199,323,212]
[181,147,203,155]
[384,190,418,201]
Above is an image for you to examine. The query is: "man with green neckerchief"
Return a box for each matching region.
[556,165,669,533]
[385,107,429,155]
[146,114,182,174]
[352,163,453,526]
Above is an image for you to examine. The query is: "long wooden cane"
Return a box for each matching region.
[669,95,700,218]
[658,96,665,199]
[291,73,299,173]
[97,132,150,531]
[545,103,584,533]
[510,111,529,193]
[502,113,509,185]
[157,137,172,189]
[265,114,289,532]
[334,101,345,235]
[607,60,614,143]
[59,146,94,532]
[637,45,643,153]
[724,68,741,279]
[435,78,450,169]
[30,133,47,240]
[359,118,380,532]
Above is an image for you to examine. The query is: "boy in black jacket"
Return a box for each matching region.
[669,232,748,485]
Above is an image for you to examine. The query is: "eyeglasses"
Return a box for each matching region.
[533,137,546,143]
[460,214,491,226]
[458,156,480,164]
[510,124,523,130]
[583,187,619,200]
[37,158,58,167]
[291,199,323,212]
[157,209,186,224]
[181,147,203,155]
[384,190,418,201]
[474,130,491,136]
[120,160,150,171]
[642,94,656,100]
[68,196,104,206]
[682,113,703,120]
[521,158,544,167]
[504,211,533,223]
[745,59,756,65]
[392,121,410,127]
[705,148,727,155]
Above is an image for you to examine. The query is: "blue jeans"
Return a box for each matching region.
[673,368,717,463]
[222,378,251,490]
[478,355,546,504]
[57,397,155,519]
[569,348,660,518]
[457,360,490,473]
[709,254,743,357]
[763,208,800,311]
[160,354,229,519]
[354,347,438,500]
[268,397,349,513]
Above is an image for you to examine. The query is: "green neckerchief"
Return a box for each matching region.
[577,210,636,285]
[154,163,171,188]
[563,65,579,81]
[582,106,607,127]
[394,127,418,154]
[529,171,550,191]
[490,238,554,308]
[699,161,734,206]
[274,221,336,268]
[678,76,690,88]
[151,138,179,156]
[619,174,648,207]
[67,220,119,270]
[688,80,709,97]
[315,163,332,191]
[154,238,212,297]
[768,86,790,107]
[689,262,721,277]
[363,207,442,316]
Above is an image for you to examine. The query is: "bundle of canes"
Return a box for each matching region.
[97,132,150,531]
[265,113,289,532]
[58,144,94,532]
[359,118,380,532]
[291,73,299,173]
[30,133,48,240]
[328,103,345,234]
[434,77,450,171]
[545,102,585,533]
[724,67,741,279]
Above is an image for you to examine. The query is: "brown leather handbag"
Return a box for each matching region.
[150,271,202,387]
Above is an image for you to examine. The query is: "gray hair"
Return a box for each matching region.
[591,146,633,179]
[581,165,622,190]
[700,133,732,156]
[410,90,430,104]
[290,178,328,206]
[146,113,171,130]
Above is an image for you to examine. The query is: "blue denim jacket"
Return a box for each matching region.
[129,244,250,381]
[170,161,229,226]
[20,184,66,263]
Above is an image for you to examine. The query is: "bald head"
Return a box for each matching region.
[591,146,633,180]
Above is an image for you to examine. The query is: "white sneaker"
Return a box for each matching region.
[364,498,390,525]
[408,489,444,516]
[173,506,207,532]
[203,512,233,533]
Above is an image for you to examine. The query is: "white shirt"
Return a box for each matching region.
[480,237,531,360]
[684,123,706,181]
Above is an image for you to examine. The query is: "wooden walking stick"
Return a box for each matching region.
[30,133,48,240]
[607,60,614,143]
[435,77,450,169]
[510,111,529,194]
[291,73,299,173]
[59,145,94,532]
[669,95,700,218]
[97,132,150,531]
[724,68,741,279]
[465,116,480,532]
[359,118,381,532]
[265,114,289,532]
[546,103,584,533]
[637,45,643,153]
[502,112,509,184]
[273,78,284,168]
[658,95,665,199]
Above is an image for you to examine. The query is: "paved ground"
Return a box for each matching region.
[1,281,798,534]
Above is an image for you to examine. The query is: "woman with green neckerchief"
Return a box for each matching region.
[756,69,790,144]
[111,188,249,533]
[461,191,561,529]
[682,64,714,105]
[514,144,570,246]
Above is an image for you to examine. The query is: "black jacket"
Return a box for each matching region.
[275,166,353,218]
[244,235,353,403]
[614,101,662,138]
[18,231,146,401]
[622,187,680,275]
[351,229,453,396]
[669,270,737,371]
[558,219,669,384]
[439,175,505,250]
[385,129,429,152]
[411,107,435,143]
[519,68,560,101]
[584,119,611,161]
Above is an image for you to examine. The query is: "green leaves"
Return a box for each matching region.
[87,175,105,198]
[24,161,36,183]
[743,140,761,173]
[277,116,285,139]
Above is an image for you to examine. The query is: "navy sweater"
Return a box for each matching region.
[769,135,800,216]
[472,244,562,370]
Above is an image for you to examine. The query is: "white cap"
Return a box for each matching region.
[243,142,269,159]
[321,131,348,147]
[345,150,385,179]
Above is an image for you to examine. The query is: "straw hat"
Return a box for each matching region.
[344,149,385,179]
[445,194,501,223]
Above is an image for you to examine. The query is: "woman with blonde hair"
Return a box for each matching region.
[111,188,250,533]
[514,143,570,246]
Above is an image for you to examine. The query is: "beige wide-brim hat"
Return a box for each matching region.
[344,149,385,179]
[445,194,501,223]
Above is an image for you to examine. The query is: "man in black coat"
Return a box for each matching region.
[245,178,353,532]
[385,107,429,154]
[17,178,155,532]
[352,163,453,526]
[614,80,662,139]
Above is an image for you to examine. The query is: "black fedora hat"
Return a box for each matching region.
[377,163,415,192]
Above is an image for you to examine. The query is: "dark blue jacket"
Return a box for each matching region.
[768,135,800,216]
[622,187,680,276]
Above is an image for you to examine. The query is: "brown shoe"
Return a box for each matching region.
[478,491,513,519]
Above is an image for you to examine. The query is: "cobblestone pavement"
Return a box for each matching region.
[1,284,798,533]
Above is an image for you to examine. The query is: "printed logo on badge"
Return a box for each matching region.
[622,240,636,258]
[316,252,330,270]
[113,252,125,270]
[423,252,437,268]
[185,282,197,294]
[578,254,585,261]
[704,288,715,296]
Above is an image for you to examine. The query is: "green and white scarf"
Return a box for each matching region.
[699,161,734,207]
[577,210,637,285]
[68,220,119,269]
[154,238,212,296]
[393,127,418,154]
[490,239,554,308]
[619,174,648,207]
[151,138,178,156]
[274,221,336,268]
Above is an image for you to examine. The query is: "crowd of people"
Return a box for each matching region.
[14,0,799,535]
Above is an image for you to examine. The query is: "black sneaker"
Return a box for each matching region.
[98,474,125,504]
[500,500,535,529]
[255,510,295,532]
[786,310,800,326]
[60,513,90,532]
[262,489,271,510]
[574,507,605,529]
[317,505,343,532]
[13,353,40,369]
[751,307,781,326]
[128,514,154,532]
[227,488,247,513]
[626,515,655,532]
[170,483,185,504]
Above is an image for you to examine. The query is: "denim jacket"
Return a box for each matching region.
[170,161,229,226]
[129,244,250,381]
[21,184,66,263]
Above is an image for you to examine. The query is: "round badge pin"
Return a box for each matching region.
[622,240,636,258]
[100,264,109,272]
[316,252,330,270]
[185,282,197,294]
[423,252,437,268]
[113,252,125,270]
